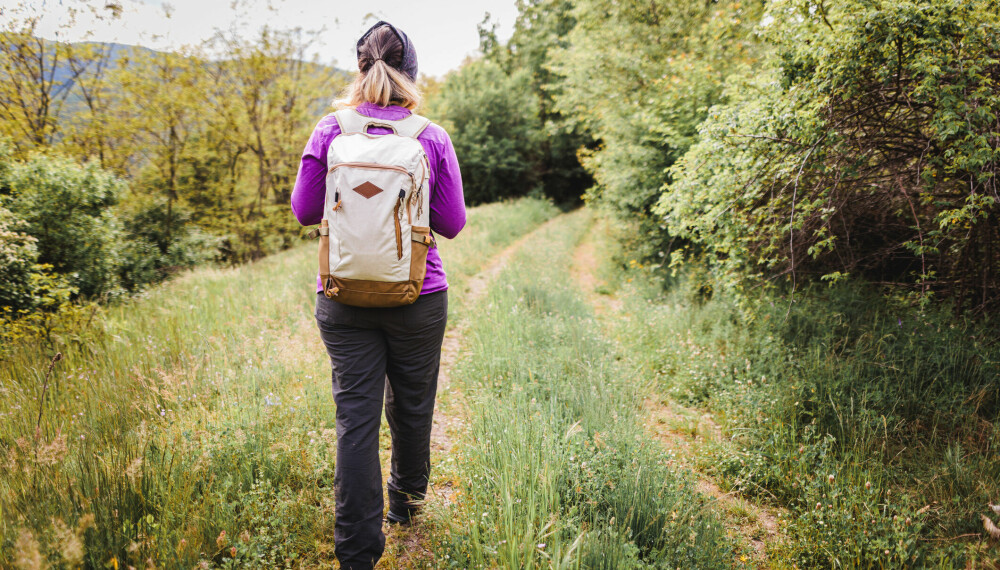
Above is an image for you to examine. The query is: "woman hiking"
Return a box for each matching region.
[290,21,466,569]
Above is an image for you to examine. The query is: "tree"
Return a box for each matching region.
[62,41,129,172]
[482,1,593,203]
[113,45,208,248]
[551,0,764,259]
[210,26,336,209]
[189,24,343,261]
[0,1,121,153]
[424,60,542,205]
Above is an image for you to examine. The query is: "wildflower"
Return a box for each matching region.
[216,530,227,548]
[865,481,872,490]
[230,546,237,558]
[828,474,835,483]
[537,543,546,549]
[52,518,84,565]
[14,529,44,569]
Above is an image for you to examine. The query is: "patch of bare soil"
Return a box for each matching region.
[569,219,623,317]
[570,227,784,568]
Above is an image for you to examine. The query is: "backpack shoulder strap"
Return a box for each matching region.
[333,109,369,135]
[391,113,432,139]
[334,109,431,139]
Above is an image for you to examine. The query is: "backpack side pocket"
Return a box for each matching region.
[409,226,433,285]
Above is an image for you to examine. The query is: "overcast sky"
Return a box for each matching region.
[8,0,519,77]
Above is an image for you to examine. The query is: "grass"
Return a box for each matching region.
[0,197,558,568]
[602,239,1000,568]
[9,197,992,568]
[422,210,736,569]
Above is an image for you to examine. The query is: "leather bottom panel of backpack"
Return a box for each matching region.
[326,276,423,308]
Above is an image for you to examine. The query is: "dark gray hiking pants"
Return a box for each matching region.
[314,290,447,570]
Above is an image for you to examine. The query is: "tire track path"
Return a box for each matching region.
[569,215,784,567]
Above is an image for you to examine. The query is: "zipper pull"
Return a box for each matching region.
[398,189,405,219]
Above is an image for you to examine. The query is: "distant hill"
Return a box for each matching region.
[49,39,349,121]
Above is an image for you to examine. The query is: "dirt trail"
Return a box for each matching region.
[569,218,783,567]
[385,213,568,567]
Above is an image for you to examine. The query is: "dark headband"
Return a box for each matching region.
[356,20,418,81]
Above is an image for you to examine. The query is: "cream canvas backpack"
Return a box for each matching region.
[309,109,435,307]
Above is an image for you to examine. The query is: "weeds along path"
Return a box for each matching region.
[569,215,784,566]
[410,209,736,568]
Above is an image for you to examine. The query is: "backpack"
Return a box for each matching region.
[309,109,435,308]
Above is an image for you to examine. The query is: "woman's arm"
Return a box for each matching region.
[291,116,340,226]
[429,130,466,239]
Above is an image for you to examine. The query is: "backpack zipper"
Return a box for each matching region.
[412,154,430,219]
[328,162,417,191]
[394,189,404,260]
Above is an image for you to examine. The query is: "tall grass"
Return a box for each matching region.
[426,210,735,568]
[608,260,1000,567]
[0,197,558,568]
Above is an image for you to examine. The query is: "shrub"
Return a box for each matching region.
[117,195,219,290]
[663,0,1000,310]
[2,151,125,298]
[0,203,38,312]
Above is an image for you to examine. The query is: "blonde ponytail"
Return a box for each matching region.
[337,58,422,110]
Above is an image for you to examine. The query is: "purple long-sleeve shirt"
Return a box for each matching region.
[291,102,467,295]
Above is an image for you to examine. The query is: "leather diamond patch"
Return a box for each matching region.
[352,181,383,199]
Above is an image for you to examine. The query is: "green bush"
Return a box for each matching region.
[662,0,1000,309]
[0,204,39,312]
[424,60,542,205]
[117,195,219,290]
[2,151,125,298]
